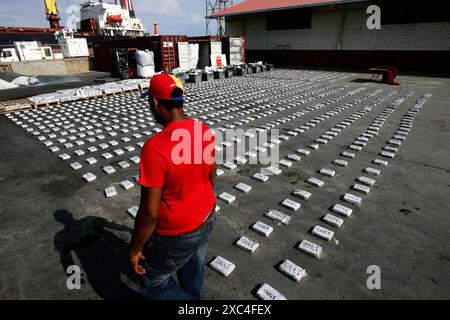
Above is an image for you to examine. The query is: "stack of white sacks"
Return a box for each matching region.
[136,50,155,78]
[189,44,199,70]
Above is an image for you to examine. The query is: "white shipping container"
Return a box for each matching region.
[59,38,89,58]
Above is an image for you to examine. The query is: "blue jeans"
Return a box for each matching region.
[138,211,216,300]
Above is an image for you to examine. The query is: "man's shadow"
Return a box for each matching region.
[53,209,141,300]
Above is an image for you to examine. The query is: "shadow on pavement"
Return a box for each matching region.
[53,209,141,300]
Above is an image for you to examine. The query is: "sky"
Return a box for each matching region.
[0,0,244,36]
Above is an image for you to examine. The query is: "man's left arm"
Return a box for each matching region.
[129,186,162,275]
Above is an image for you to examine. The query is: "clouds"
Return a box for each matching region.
[134,0,183,17]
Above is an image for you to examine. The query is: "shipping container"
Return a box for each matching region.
[221,36,246,66]
[187,36,223,69]
[92,35,187,73]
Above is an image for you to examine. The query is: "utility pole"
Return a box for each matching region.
[206,0,233,36]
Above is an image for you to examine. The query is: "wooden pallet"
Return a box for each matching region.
[32,101,61,110]
[0,99,33,114]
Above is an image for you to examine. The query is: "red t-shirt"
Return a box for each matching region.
[139,118,216,236]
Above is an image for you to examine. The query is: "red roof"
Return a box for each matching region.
[212,0,358,17]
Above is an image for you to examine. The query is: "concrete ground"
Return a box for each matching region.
[0,69,449,300]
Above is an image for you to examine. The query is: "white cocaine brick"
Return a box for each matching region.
[254,146,267,153]
[70,162,82,170]
[307,178,324,187]
[130,156,140,164]
[352,184,371,194]
[373,159,388,167]
[279,160,293,168]
[209,256,235,277]
[234,156,247,165]
[296,148,310,156]
[104,186,117,198]
[50,146,60,153]
[99,143,109,150]
[252,221,273,237]
[364,167,381,176]
[341,151,355,158]
[120,180,134,190]
[234,183,252,193]
[381,151,396,159]
[312,225,335,242]
[281,199,301,211]
[287,154,301,162]
[252,173,269,182]
[114,149,125,156]
[124,146,135,152]
[74,149,85,156]
[349,145,363,151]
[118,161,130,169]
[316,138,328,145]
[389,139,402,146]
[133,175,140,182]
[319,168,336,177]
[101,152,113,159]
[215,205,220,213]
[218,192,236,204]
[393,135,406,141]
[292,189,311,200]
[235,236,259,254]
[59,153,71,161]
[127,206,139,218]
[103,166,116,175]
[357,176,376,186]
[244,151,257,158]
[384,146,398,152]
[332,204,353,217]
[298,240,322,258]
[86,157,97,165]
[343,193,362,206]
[263,166,282,175]
[279,259,307,282]
[222,162,237,170]
[333,159,348,167]
[323,214,344,228]
[82,172,97,183]
[265,209,291,225]
[87,146,98,153]
[357,136,370,142]
[256,284,287,301]
[354,141,367,147]
[308,144,319,150]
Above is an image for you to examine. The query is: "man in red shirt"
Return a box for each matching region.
[129,74,217,300]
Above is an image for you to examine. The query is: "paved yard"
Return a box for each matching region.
[0,69,449,299]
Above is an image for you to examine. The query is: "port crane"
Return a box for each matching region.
[44,0,61,29]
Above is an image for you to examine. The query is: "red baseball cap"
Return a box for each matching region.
[148,74,184,101]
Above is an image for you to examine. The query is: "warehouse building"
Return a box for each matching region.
[211,0,450,72]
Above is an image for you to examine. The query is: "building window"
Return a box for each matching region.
[267,8,312,30]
